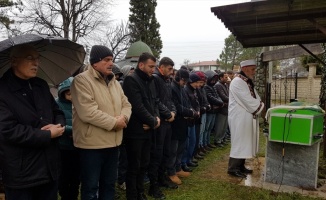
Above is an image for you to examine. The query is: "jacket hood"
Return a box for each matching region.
[204,70,218,86]
[112,65,123,76]
[120,65,134,77]
[58,77,74,100]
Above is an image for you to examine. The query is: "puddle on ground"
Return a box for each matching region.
[202,154,326,199]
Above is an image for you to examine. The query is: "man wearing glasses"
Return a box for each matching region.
[0,44,65,200]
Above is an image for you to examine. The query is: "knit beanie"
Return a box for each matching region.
[175,69,189,81]
[195,71,206,81]
[189,73,201,83]
[89,45,113,65]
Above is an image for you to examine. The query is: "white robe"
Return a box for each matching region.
[228,76,264,159]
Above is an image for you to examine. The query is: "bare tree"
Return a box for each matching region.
[9,0,112,42]
[183,59,190,66]
[84,20,131,63]
[104,21,131,62]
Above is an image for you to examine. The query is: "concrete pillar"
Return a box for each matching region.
[264,140,320,189]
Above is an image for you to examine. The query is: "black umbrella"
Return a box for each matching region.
[0,34,86,86]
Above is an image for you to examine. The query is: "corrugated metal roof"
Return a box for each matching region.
[211,0,326,48]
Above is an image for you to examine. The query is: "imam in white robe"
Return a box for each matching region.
[228,75,264,159]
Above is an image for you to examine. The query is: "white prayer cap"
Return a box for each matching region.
[240,59,256,68]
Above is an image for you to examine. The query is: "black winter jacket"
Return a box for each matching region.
[184,84,200,126]
[153,68,176,122]
[196,87,210,115]
[123,68,159,139]
[214,81,229,115]
[171,81,194,140]
[204,70,224,114]
[0,69,65,189]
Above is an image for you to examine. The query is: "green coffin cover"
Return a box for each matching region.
[268,108,324,146]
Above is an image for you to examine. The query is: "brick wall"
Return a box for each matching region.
[270,64,321,104]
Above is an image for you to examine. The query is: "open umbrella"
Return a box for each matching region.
[0,34,86,86]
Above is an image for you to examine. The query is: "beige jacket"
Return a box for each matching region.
[71,66,131,149]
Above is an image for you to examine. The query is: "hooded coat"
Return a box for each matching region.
[204,70,224,113]
[56,77,74,150]
[0,69,65,189]
[171,80,194,140]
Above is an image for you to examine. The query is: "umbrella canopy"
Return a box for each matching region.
[0,34,86,86]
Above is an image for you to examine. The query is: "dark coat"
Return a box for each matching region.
[171,81,194,140]
[214,81,229,115]
[122,68,159,139]
[0,69,65,189]
[196,87,210,115]
[204,70,224,114]
[184,83,200,127]
[56,77,74,150]
[153,68,176,122]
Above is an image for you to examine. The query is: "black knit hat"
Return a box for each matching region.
[89,45,113,65]
[189,73,201,83]
[175,69,189,81]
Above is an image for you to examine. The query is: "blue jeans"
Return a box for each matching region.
[198,113,207,147]
[182,126,196,165]
[203,113,216,146]
[79,147,119,200]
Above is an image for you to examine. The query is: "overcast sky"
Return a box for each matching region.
[111,0,250,68]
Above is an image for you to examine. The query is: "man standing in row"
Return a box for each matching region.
[213,72,229,147]
[123,52,160,200]
[149,57,178,199]
[71,45,132,199]
[227,59,264,178]
[0,44,65,200]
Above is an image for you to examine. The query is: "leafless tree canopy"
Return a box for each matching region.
[11,0,112,42]
[86,21,131,62]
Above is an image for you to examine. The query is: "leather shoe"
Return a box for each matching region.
[187,162,198,167]
[205,146,213,151]
[182,165,193,172]
[137,192,148,200]
[194,154,204,160]
[214,142,224,148]
[227,171,247,178]
[241,168,253,174]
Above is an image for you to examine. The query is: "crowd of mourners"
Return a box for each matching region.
[0,44,263,200]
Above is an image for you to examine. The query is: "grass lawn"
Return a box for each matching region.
[116,131,325,200]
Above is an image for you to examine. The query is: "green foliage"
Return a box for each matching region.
[219,34,262,71]
[319,44,326,107]
[300,54,322,75]
[128,0,162,58]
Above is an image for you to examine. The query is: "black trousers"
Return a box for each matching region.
[5,181,58,200]
[125,138,151,200]
[58,149,80,200]
[228,157,245,172]
[118,141,128,185]
[148,123,172,184]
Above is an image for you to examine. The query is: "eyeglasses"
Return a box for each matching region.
[25,55,40,62]
[15,55,40,62]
